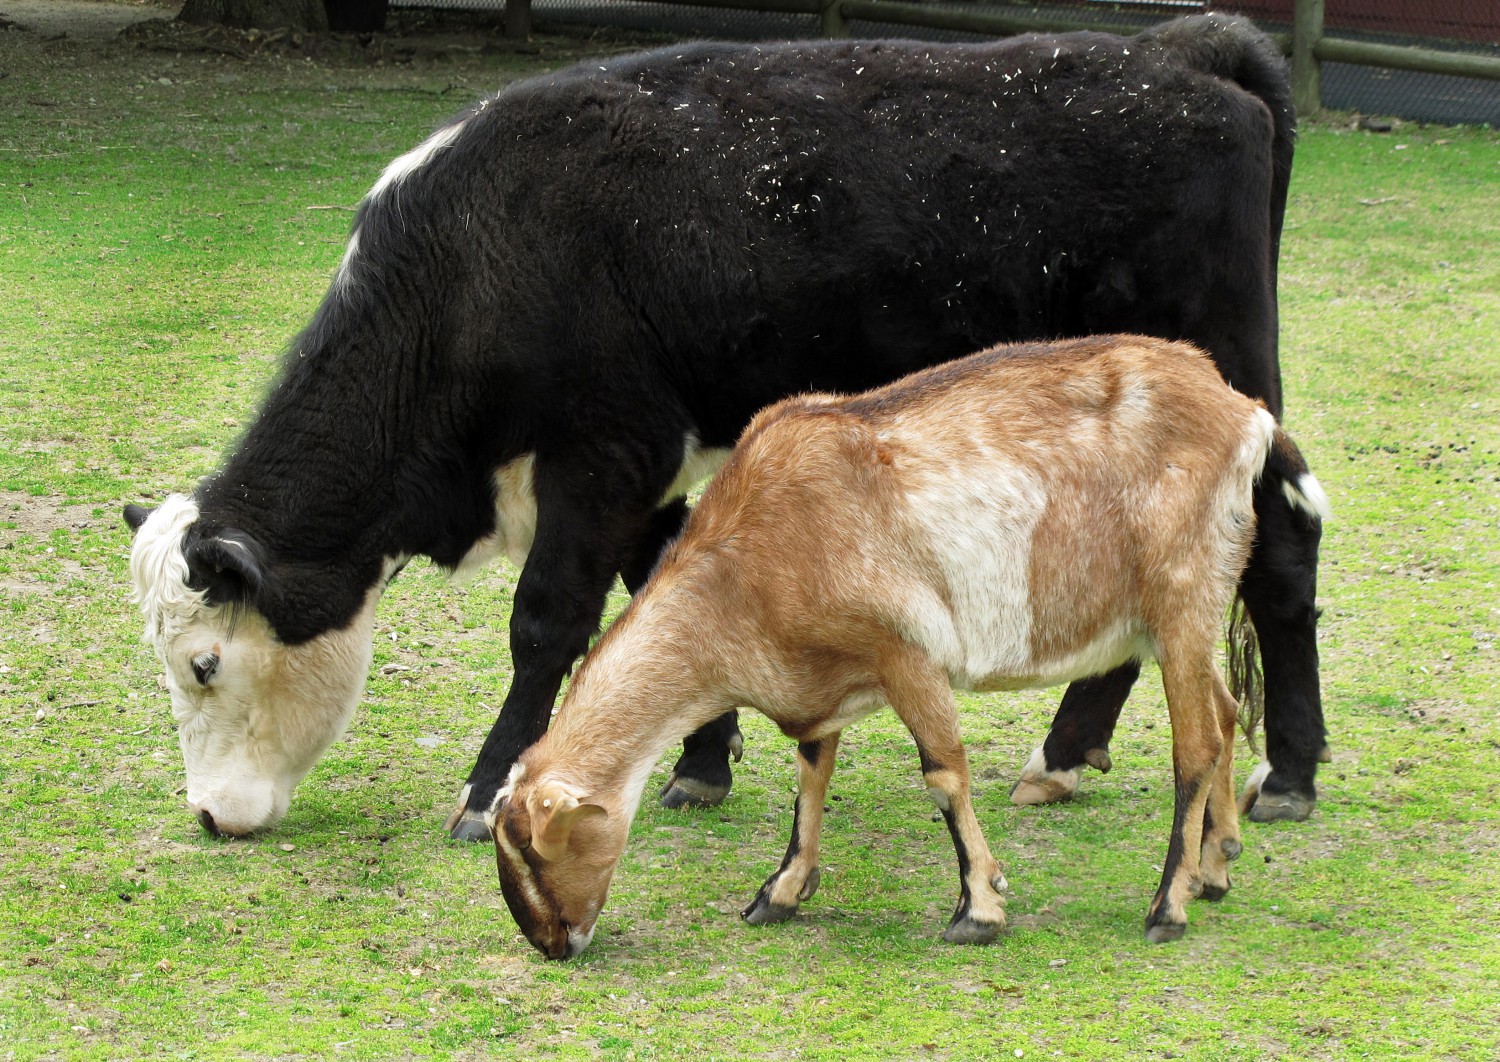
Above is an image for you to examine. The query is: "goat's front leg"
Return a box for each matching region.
[742,735,839,926]
[885,656,1007,944]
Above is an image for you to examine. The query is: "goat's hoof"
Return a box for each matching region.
[942,915,1003,945]
[741,893,798,926]
[659,773,731,810]
[448,810,492,843]
[1083,746,1113,773]
[1144,920,1187,943]
[797,867,821,903]
[1248,789,1315,823]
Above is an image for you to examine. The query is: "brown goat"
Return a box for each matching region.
[487,335,1330,959]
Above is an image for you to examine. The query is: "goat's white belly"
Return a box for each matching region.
[453,434,729,579]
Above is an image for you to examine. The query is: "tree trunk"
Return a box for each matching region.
[178,0,390,32]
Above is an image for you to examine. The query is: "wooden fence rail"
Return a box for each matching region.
[501,0,1500,117]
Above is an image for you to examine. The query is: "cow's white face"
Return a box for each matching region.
[128,495,381,836]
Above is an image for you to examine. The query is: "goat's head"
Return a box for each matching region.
[487,767,624,960]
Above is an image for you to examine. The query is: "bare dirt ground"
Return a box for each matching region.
[0,0,673,83]
[0,0,176,41]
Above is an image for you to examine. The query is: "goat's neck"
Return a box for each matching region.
[541,580,736,816]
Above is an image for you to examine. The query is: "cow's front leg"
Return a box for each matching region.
[1010,663,1138,806]
[618,496,744,810]
[1236,481,1326,823]
[447,484,636,842]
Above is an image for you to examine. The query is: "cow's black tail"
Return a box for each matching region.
[1230,423,1330,745]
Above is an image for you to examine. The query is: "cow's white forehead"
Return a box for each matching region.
[130,493,211,648]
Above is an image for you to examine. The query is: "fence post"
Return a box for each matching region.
[505,0,532,39]
[821,0,848,38]
[1292,0,1324,117]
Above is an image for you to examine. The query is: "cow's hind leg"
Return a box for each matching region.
[620,497,745,810]
[1237,482,1325,822]
[1145,655,1224,943]
[1010,662,1138,806]
[743,735,837,926]
[1198,674,1243,901]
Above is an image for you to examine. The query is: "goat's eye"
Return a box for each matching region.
[191,651,220,686]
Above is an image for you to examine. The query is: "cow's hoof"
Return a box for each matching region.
[659,773,731,810]
[742,894,798,926]
[942,915,1003,945]
[1248,789,1315,823]
[1009,746,1081,806]
[1145,920,1186,943]
[449,810,492,843]
[1237,760,1316,822]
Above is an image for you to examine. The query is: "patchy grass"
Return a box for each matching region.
[2,14,1498,1061]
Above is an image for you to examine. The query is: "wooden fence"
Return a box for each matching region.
[494,0,1500,117]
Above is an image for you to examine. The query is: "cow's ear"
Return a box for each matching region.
[529,781,607,862]
[123,504,155,534]
[185,529,272,610]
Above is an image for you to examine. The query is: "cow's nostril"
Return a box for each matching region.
[197,808,226,837]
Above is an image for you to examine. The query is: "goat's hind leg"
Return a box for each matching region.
[1198,673,1244,901]
[1145,657,1224,943]
[742,735,837,926]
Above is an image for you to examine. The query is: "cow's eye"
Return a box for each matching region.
[191,651,220,686]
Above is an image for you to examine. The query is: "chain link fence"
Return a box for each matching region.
[395,0,1498,125]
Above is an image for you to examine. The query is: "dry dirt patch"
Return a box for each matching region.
[0,0,176,40]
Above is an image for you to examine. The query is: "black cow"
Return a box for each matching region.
[125,13,1325,841]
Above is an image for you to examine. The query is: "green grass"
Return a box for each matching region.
[2,22,1499,1061]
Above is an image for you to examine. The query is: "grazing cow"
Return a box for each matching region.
[125,13,1325,842]
[489,335,1332,958]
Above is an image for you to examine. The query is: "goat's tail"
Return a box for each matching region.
[1228,419,1329,746]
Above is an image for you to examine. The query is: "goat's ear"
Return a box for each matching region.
[123,504,155,534]
[529,781,607,862]
[184,529,273,610]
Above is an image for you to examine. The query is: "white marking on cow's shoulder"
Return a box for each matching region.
[130,493,208,648]
[368,120,467,204]
[661,433,732,505]
[454,454,539,581]
[454,436,727,582]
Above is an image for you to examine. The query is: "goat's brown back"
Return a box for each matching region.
[665,335,1270,698]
